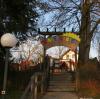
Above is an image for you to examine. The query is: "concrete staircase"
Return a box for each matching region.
[48,71,76,92]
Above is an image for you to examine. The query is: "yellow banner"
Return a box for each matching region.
[62,32,81,42]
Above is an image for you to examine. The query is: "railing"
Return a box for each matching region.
[20,62,50,99]
[0,56,50,99]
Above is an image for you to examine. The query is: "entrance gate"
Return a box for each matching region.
[38,28,81,92]
[19,28,81,99]
[38,28,80,50]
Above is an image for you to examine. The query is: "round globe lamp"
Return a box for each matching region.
[1,33,17,99]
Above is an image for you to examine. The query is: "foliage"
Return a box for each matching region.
[79,80,100,97]
[78,58,100,97]
[0,0,39,72]
[79,58,99,80]
[0,0,38,39]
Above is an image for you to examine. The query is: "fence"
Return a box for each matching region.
[20,71,49,99]
[0,56,50,99]
[20,56,50,99]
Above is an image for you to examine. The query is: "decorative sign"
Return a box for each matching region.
[41,32,81,50]
[62,32,81,42]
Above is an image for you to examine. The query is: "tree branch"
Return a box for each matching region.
[75,15,81,29]
[90,19,100,38]
[70,0,81,9]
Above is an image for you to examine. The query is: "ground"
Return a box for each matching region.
[41,92,78,99]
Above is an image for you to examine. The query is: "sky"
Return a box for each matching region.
[11,0,99,61]
[36,1,99,59]
[90,47,98,58]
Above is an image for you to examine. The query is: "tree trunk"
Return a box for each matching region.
[78,38,91,64]
[78,0,92,65]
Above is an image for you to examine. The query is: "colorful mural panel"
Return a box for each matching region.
[41,32,81,50]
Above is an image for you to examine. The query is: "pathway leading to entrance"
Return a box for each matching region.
[42,92,78,99]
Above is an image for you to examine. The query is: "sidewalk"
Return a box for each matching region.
[42,92,78,99]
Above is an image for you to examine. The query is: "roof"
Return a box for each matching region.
[60,49,78,59]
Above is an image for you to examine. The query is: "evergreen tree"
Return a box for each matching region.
[0,0,38,39]
[0,0,38,64]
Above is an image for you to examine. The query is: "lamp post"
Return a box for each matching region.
[0,33,17,99]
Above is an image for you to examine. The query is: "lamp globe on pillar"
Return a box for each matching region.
[1,33,17,47]
[1,33,17,99]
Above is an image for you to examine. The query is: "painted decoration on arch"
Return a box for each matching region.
[41,32,81,50]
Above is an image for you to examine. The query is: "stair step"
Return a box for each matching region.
[50,76,73,79]
[50,75,72,78]
[50,77,73,79]
[48,85,76,88]
[48,71,76,92]
[48,87,75,92]
[50,77,72,79]
[50,79,73,81]
[49,83,76,86]
[49,80,75,83]
[50,76,72,78]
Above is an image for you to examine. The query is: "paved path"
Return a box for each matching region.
[42,92,78,99]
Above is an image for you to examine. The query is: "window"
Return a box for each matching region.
[66,55,69,59]
[72,54,75,58]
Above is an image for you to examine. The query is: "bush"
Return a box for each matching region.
[79,58,99,80]
[78,58,100,97]
[79,80,100,97]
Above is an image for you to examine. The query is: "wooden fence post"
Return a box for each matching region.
[40,73,44,94]
[31,74,38,99]
[31,76,34,99]
[34,74,38,99]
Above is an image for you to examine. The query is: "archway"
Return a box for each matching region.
[40,32,80,51]
[39,29,80,71]
[38,29,81,91]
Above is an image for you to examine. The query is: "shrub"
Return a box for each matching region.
[78,58,100,97]
[79,58,99,80]
[79,80,100,97]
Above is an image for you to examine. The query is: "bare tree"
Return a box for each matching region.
[57,46,67,58]
[98,43,100,61]
[11,38,44,66]
[35,0,100,64]
[78,0,100,64]
[47,46,67,59]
